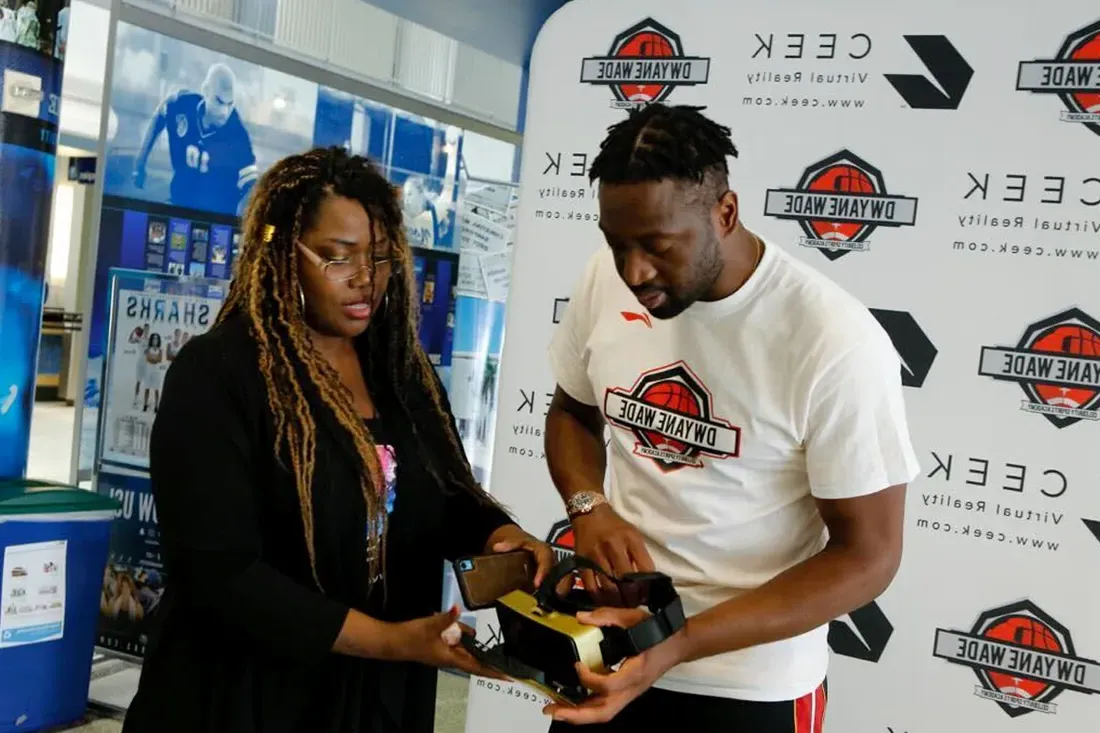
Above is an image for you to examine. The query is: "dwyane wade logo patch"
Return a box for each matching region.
[546,519,576,563]
[933,600,1100,718]
[978,307,1100,429]
[604,361,740,473]
[580,18,710,109]
[764,150,918,261]
[1017,19,1100,137]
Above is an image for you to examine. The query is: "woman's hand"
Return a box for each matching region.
[391,606,506,679]
[484,523,556,588]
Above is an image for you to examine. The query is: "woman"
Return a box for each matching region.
[123,147,552,733]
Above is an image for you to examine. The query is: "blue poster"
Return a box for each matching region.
[95,469,163,658]
[0,6,69,479]
[412,246,459,386]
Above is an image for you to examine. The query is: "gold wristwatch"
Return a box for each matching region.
[566,490,608,519]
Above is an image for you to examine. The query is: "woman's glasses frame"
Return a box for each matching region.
[296,241,400,283]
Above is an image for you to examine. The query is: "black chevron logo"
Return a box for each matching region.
[869,309,938,388]
[885,36,973,110]
[829,601,894,663]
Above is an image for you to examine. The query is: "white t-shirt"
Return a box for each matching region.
[548,238,920,702]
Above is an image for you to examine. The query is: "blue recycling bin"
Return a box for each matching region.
[0,480,119,733]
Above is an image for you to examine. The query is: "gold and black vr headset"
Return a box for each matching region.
[452,551,685,705]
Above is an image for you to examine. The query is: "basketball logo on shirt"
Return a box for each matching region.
[763,149,919,261]
[604,361,741,472]
[977,307,1100,429]
[932,599,1100,717]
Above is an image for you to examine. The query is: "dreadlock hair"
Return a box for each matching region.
[588,103,739,200]
[217,146,498,589]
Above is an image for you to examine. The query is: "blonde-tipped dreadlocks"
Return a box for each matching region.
[217,146,496,588]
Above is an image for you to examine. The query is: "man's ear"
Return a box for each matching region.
[715,189,740,237]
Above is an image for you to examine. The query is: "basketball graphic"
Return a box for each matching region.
[1017,20,1100,138]
[934,600,1099,719]
[604,362,740,473]
[763,149,919,262]
[639,381,702,454]
[616,30,676,103]
[983,613,1065,705]
[981,308,1100,429]
[1068,31,1100,114]
[580,18,711,108]
[1030,323,1100,409]
[807,164,878,242]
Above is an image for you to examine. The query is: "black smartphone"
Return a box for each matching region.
[453,549,536,610]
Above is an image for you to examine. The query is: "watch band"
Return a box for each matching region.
[566,490,608,519]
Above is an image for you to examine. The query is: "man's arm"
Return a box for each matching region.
[668,485,904,665]
[235,132,259,216]
[546,386,657,579]
[544,252,657,579]
[545,387,606,505]
[133,95,171,187]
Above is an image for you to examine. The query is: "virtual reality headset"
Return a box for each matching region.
[452,551,685,705]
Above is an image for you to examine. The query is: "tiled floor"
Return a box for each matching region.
[28,402,472,733]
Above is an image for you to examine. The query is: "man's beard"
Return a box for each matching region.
[647,238,724,319]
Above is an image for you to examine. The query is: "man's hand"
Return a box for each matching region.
[572,505,655,603]
[485,523,555,588]
[543,607,686,725]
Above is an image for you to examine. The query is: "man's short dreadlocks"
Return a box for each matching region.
[587,104,739,191]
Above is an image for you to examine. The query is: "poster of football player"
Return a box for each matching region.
[102,21,316,218]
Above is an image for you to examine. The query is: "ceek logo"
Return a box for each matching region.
[1084,518,1100,546]
[869,309,938,388]
[580,18,711,108]
[829,601,894,663]
[764,150,919,261]
[885,35,973,110]
[604,361,741,473]
[1017,19,1100,137]
[978,307,1100,429]
[933,600,1100,717]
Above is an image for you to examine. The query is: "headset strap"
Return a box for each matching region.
[532,554,686,664]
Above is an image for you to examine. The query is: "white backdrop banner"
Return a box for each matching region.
[465,1,1100,731]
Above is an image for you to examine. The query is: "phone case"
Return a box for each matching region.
[453,550,536,610]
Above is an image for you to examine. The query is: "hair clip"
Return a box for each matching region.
[262,224,276,243]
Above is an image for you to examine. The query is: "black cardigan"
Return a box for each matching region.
[121,314,513,733]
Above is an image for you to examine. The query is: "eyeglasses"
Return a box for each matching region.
[297,242,400,283]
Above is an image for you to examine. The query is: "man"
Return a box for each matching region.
[133,63,258,216]
[543,104,919,731]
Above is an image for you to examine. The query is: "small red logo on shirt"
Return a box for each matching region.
[621,311,652,328]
